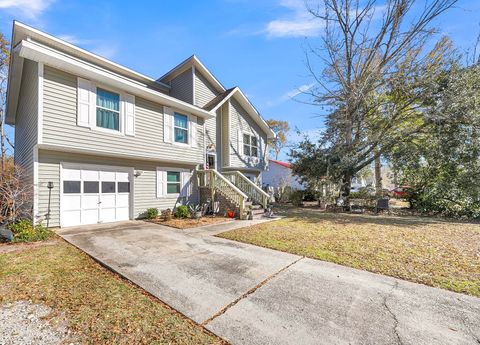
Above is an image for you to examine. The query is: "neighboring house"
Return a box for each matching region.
[6,22,274,227]
[351,175,373,192]
[262,160,305,191]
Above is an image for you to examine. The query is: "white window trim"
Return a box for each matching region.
[243,132,259,159]
[77,77,135,137]
[173,112,189,146]
[156,167,190,199]
[166,171,182,197]
[93,84,124,135]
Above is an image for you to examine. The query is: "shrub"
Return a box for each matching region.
[146,208,159,219]
[8,220,54,243]
[290,190,304,206]
[277,186,294,203]
[303,188,318,202]
[175,205,190,219]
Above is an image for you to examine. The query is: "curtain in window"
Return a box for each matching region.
[174,114,188,128]
[97,88,120,130]
[97,88,119,111]
[97,109,119,130]
[174,113,188,143]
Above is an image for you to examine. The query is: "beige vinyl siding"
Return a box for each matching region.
[229,98,267,170]
[194,69,218,107]
[205,116,216,148]
[14,59,38,182]
[169,68,194,104]
[42,66,204,164]
[221,101,230,167]
[38,149,199,227]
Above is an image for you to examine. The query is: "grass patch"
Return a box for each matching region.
[0,240,223,344]
[218,206,480,297]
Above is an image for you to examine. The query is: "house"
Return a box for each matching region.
[262,160,305,191]
[6,21,274,227]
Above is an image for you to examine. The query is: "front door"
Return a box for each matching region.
[207,154,216,170]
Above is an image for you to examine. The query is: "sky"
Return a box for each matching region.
[1,0,480,160]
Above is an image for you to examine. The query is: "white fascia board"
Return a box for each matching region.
[208,87,275,138]
[234,88,275,139]
[159,55,225,93]
[18,40,215,120]
[5,49,24,125]
[209,87,239,113]
[191,55,225,92]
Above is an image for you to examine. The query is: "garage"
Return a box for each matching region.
[60,164,133,227]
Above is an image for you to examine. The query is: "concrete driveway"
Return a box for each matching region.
[59,221,480,345]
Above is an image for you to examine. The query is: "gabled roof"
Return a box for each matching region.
[6,22,215,125]
[270,160,291,169]
[202,86,276,139]
[158,55,225,93]
[160,56,275,139]
[202,87,237,111]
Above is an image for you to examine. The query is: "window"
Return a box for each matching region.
[167,171,181,194]
[174,113,188,144]
[84,181,99,193]
[102,181,116,193]
[243,134,258,157]
[118,182,130,193]
[63,181,81,194]
[96,88,120,131]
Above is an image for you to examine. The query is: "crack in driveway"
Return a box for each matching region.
[382,280,403,345]
[201,256,305,326]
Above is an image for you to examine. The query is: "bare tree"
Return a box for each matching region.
[0,162,33,224]
[299,0,457,195]
[0,32,12,177]
[266,119,290,160]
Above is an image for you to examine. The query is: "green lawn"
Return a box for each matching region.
[218,206,480,297]
[0,239,223,344]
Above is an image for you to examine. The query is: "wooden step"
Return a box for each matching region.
[251,208,265,215]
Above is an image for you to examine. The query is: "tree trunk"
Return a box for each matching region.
[375,153,382,197]
[341,173,352,200]
[392,163,399,188]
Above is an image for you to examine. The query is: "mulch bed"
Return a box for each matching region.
[149,216,233,229]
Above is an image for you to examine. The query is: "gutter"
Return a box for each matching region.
[17,40,215,120]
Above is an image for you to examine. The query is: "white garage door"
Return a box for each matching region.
[61,165,132,227]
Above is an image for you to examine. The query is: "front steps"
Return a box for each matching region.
[245,202,265,219]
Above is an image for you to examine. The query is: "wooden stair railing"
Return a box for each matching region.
[222,171,270,209]
[197,169,248,219]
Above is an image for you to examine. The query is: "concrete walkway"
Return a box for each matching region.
[59,220,480,345]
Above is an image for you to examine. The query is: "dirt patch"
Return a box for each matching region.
[149,216,233,229]
[0,300,73,345]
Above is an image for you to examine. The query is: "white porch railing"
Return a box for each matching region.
[222,171,269,209]
[197,169,248,219]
